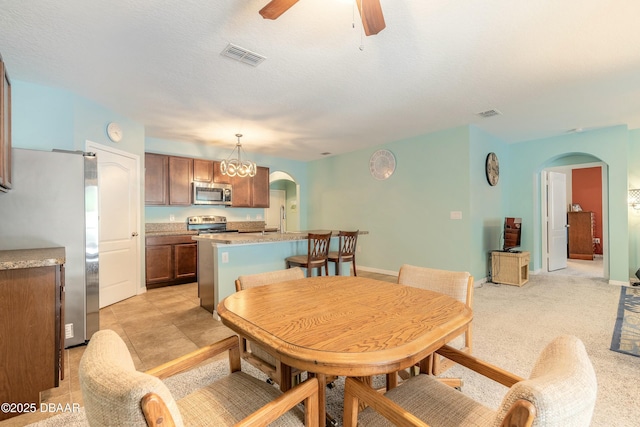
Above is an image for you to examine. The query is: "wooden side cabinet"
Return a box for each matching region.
[0,263,63,420]
[568,211,595,260]
[145,235,197,289]
[491,251,530,287]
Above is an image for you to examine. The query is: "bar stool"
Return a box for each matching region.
[327,230,359,276]
[285,232,332,277]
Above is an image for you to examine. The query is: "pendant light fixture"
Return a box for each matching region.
[220,133,257,178]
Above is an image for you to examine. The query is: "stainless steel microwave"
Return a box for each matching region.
[193,182,232,206]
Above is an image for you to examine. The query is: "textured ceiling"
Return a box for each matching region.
[1,1,640,161]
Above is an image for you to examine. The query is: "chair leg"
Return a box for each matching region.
[335,261,341,276]
[352,261,357,277]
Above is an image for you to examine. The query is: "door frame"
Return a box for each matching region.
[540,161,608,278]
[86,141,142,296]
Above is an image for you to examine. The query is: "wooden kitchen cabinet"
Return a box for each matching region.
[168,156,193,205]
[144,153,193,205]
[0,263,63,420]
[230,166,270,208]
[212,160,232,184]
[568,211,595,260]
[145,153,168,205]
[145,235,197,289]
[193,158,214,183]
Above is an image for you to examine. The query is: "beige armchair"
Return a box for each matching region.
[397,264,474,386]
[79,329,319,426]
[344,335,597,427]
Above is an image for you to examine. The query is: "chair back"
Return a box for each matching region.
[307,232,332,263]
[337,230,359,258]
[79,330,184,427]
[495,335,597,427]
[236,267,306,291]
[398,264,472,307]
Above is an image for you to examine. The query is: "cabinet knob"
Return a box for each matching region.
[131,232,139,237]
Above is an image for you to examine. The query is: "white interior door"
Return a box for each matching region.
[87,142,140,307]
[548,171,568,271]
[267,190,286,230]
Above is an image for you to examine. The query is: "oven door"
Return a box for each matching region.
[193,183,232,205]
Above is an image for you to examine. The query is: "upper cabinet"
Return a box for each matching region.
[144,153,192,206]
[193,159,214,183]
[0,54,11,192]
[145,153,269,208]
[230,166,270,208]
[145,153,168,205]
[168,156,193,205]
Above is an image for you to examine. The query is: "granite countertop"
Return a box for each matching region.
[193,230,368,245]
[0,247,66,270]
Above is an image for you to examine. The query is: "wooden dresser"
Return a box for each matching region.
[568,211,595,260]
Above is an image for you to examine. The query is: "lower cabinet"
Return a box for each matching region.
[0,264,63,421]
[146,235,197,289]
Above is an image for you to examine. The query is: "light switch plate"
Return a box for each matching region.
[450,211,462,220]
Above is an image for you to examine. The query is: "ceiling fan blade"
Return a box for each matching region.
[356,0,386,36]
[259,0,300,20]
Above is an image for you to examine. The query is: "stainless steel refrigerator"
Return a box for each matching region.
[0,148,99,347]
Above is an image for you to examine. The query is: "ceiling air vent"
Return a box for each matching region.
[221,43,266,67]
[476,109,502,118]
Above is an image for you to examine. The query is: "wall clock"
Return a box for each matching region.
[106,122,123,143]
[369,149,396,180]
[485,152,499,186]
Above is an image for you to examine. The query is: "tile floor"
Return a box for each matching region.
[1,270,397,426]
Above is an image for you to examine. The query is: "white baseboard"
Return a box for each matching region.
[358,265,398,276]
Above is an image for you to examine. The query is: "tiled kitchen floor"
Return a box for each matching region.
[1,270,397,426]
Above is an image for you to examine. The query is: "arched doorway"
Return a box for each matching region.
[539,153,608,279]
[267,171,300,232]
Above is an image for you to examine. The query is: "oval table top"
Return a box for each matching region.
[217,275,473,377]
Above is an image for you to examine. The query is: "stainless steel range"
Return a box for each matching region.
[187,215,238,234]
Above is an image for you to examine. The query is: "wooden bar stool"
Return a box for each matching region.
[285,232,332,277]
[327,230,359,276]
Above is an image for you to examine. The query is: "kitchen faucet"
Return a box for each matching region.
[280,205,286,234]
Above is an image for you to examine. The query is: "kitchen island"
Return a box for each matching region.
[193,230,367,314]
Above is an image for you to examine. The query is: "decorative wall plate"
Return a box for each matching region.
[369,149,396,180]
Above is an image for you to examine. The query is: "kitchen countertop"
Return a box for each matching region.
[0,247,66,270]
[146,230,199,237]
[193,230,368,245]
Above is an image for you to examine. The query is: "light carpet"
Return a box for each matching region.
[29,273,640,426]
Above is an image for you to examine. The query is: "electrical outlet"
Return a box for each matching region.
[65,323,74,339]
[594,237,600,244]
[357,245,362,253]
[169,214,175,222]
[222,252,229,263]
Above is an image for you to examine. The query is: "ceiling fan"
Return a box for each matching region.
[259,0,386,36]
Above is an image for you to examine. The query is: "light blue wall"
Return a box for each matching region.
[144,137,309,227]
[509,125,630,282]
[308,126,477,276]
[628,129,640,276]
[10,79,640,285]
[469,126,509,278]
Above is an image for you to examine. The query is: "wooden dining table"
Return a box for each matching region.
[217,275,473,426]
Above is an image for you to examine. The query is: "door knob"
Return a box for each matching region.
[131,232,139,237]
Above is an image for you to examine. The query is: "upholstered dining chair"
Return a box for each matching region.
[79,329,320,427]
[344,335,597,427]
[285,232,332,277]
[235,267,306,388]
[327,230,359,276]
[396,264,474,386]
